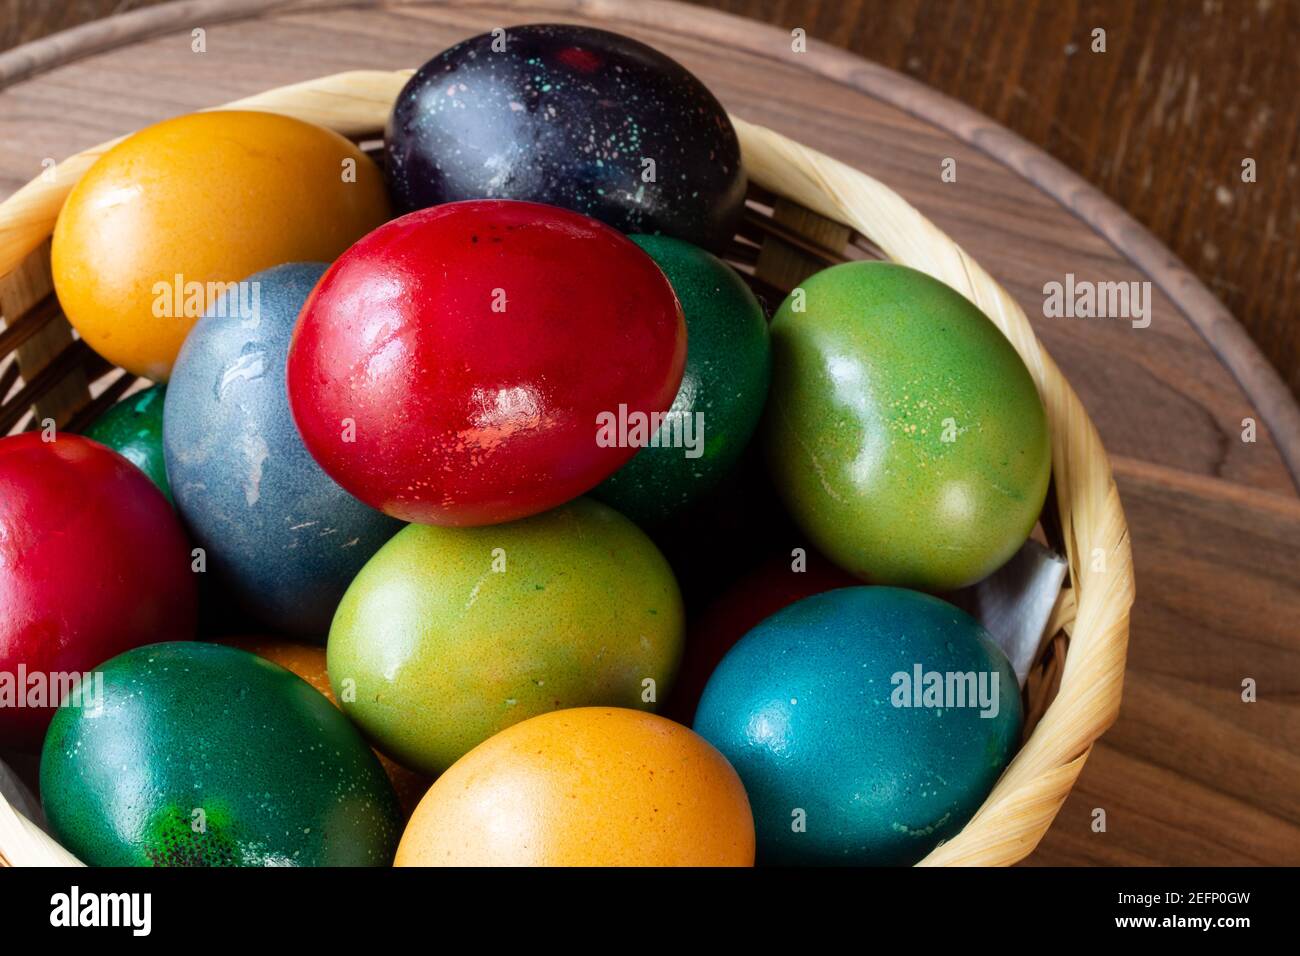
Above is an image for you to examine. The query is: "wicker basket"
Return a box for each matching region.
[0,70,1134,867]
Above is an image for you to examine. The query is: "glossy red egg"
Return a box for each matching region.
[0,433,197,750]
[287,200,686,526]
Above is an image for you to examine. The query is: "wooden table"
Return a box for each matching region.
[11,1,1300,403]
[0,0,1296,865]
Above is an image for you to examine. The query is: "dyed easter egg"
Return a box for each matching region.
[592,235,769,525]
[766,262,1050,590]
[41,642,400,866]
[327,498,684,776]
[164,263,402,641]
[0,434,196,750]
[287,200,686,526]
[85,384,171,502]
[385,24,746,251]
[642,441,802,609]
[693,586,1021,866]
[396,708,754,866]
[664,549,858,725]
[222,636,429,818]
[51,110,390,380]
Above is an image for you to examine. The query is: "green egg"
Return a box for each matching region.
[327,497,685,777]
[85,384,171,502]
[765,261,1050,590]
[591,234,770,525]
[40,642,401,866]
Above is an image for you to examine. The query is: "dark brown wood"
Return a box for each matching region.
[754,199,852,291]
[687,0,1300,403]
[62,367,135,433]
[1031,455,1300,865]
[0,354,19,397]
[0,0,1295,866]
[5,1,1297,452]
[2,0,1296,488]
[0,238,89,427]
[0,339,102,433]
[0,291,59,358]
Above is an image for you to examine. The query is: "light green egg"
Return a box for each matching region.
[327,498,685,777]
[765,261,1051,590]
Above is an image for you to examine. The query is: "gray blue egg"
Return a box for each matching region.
[163,263,402,641]
[384,24,747,251]
[693,586,1022,866]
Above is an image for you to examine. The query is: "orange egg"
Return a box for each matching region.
[51,110,391,380]
[221,636,429,819]
[396,708,755,867]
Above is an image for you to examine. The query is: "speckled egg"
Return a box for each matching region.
[85,384,171,502]
[52,110,391,380]
[765,262,1051,590]
[327,498,685,777]
[40,642,401,866]
[221,636,430,819]
[163,263,402,641]
[396,708,754,866]
[592,235,770,525]
[693,586,1022,866]
[384,24,746,251]
[664,549,858,725]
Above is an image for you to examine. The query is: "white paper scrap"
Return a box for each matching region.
[943,539,1069,687]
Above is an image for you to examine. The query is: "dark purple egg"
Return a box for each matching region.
[384,23,747,251]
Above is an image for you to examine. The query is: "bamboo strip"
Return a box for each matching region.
[0,795,84,867]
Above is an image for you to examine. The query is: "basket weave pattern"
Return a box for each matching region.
[0,71,1134,867]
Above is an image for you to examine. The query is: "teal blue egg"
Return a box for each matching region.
[693,586,1021,865]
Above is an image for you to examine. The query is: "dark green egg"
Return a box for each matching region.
[85,384,171,502]
[592,235,770,524]
[40,642,401,866]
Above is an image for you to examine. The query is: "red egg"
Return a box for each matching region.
[287,200,686,526]
[0,433,197,749]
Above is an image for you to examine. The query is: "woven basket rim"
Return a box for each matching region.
[0,69,1135,868]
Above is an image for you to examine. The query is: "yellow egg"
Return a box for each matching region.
[395,708,755,867]
[51,110,390,380]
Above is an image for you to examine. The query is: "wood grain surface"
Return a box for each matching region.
[691,0,1300,403]
[0,0,1296,865]
[4,0,1297,403]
